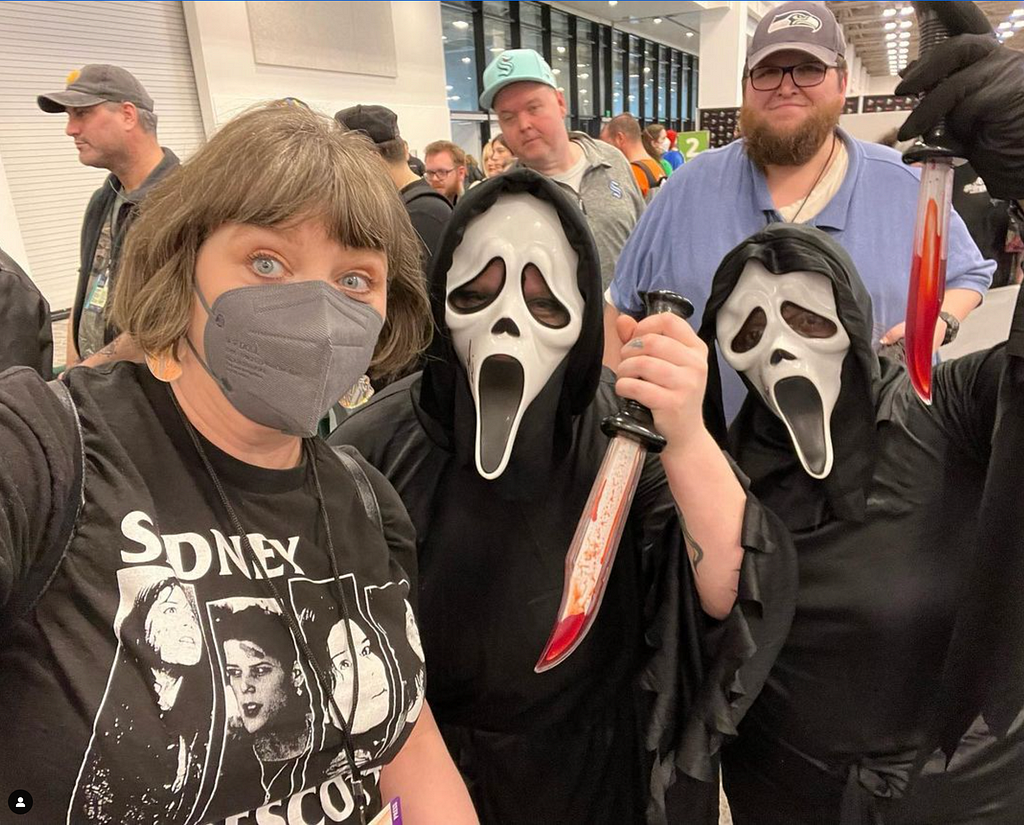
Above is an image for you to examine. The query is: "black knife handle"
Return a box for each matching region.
[601,290,695,453]
[903,4,964,163]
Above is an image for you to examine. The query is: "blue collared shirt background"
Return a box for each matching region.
[610,128,995,419]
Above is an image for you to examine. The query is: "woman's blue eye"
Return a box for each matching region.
[341,273,369,291]
[251,256,282,277]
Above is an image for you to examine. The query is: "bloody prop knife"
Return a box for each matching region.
[535,290,694,673]
[901,4,964,403]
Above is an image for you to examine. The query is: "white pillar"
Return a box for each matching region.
[0,149,30,275]
[698,3,748,110]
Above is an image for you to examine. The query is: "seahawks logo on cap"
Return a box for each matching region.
[497,53,515,78]
[767,10,822,33]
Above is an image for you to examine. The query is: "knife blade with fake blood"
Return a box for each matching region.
[901,4,963,404]
[535,290,694,673]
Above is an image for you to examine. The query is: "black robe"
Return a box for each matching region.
[698,223,1024,825]
[332,170,798,824]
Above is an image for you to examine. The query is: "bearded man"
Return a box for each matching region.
[608,0,993,418]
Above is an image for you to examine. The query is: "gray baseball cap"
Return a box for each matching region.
[37,64,154,114]
[748,2,846,69]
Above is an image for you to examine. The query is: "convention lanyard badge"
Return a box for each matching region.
[368,797,402,825]
[84,265,111,317]
[535,291,693,672]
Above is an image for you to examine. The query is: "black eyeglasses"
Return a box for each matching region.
[749,62,833,92]
[424,168,457,180]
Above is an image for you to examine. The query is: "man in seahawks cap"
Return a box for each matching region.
[38,64,179,368]
[480,48,643,362]
[610,0,991,418]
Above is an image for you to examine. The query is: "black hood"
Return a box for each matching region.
[416,168,604,494]
[698,223,883,528]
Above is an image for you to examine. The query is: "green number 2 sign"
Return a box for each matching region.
[676,130,710,162]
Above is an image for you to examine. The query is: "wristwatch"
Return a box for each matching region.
[939,311,960,345]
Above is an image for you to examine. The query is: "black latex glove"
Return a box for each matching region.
[895,1,1024,201]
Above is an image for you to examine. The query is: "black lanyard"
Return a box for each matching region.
[169,386,369,824]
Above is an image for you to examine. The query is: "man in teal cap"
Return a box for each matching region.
[481,48,644,364]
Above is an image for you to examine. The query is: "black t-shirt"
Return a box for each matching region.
[400,179,451,265]
[0,364,423,825]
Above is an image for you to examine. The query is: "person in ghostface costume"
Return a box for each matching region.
[702,1,1024,821]
[331,167,798,824]
[697,216,1024,823]
[893,0,1024,808]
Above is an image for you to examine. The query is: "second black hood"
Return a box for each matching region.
[698,223,883,528]
[417,168,604,458]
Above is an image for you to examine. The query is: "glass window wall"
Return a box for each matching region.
[440,4,698,152]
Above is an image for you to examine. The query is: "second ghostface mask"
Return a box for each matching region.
[445,193,584,480]
[717,261,850,479]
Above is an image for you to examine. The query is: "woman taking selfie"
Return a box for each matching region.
[0,102,477,825]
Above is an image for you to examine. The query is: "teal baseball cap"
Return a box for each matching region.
[479,49,557,110]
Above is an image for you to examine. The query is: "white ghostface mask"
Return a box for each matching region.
[446,193,584,480]
[717,261,850,479]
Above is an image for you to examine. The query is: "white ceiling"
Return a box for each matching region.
[826,1,1023,77]
[552,1,704,53]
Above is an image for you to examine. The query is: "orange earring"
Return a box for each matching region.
[145,347,183,382]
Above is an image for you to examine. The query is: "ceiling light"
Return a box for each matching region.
[654,17,663,24]
[643,66,651,73]
[448,95,460,102]
[1003,30,1016,39]
[685,31,694,37]
[999,21,1012,29]
[1015,20,1024,29]
[899,5,914,14]
[883,7,898,17]
[884,21,897,30]
[490,47,503,53]
[608,0,618,5]
[445,84,452,91]
[900,19,912,28]
[580,73,590,79]
[452,20,469,30]
[886,33,897,40]
[552,68,561,75]
[442,35,447,42]
[557,45,566,53]
[1014,9,1024,17]
[461,56,471,63]
[899,31,911,39]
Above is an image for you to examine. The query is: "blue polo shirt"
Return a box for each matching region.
[610,129,994,418]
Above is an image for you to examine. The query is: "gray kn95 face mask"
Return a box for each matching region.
[190,279,383,437]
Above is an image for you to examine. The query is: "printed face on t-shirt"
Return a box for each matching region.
[144,584,203,667]
[328,620,390,733]
[223,639,299,735]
